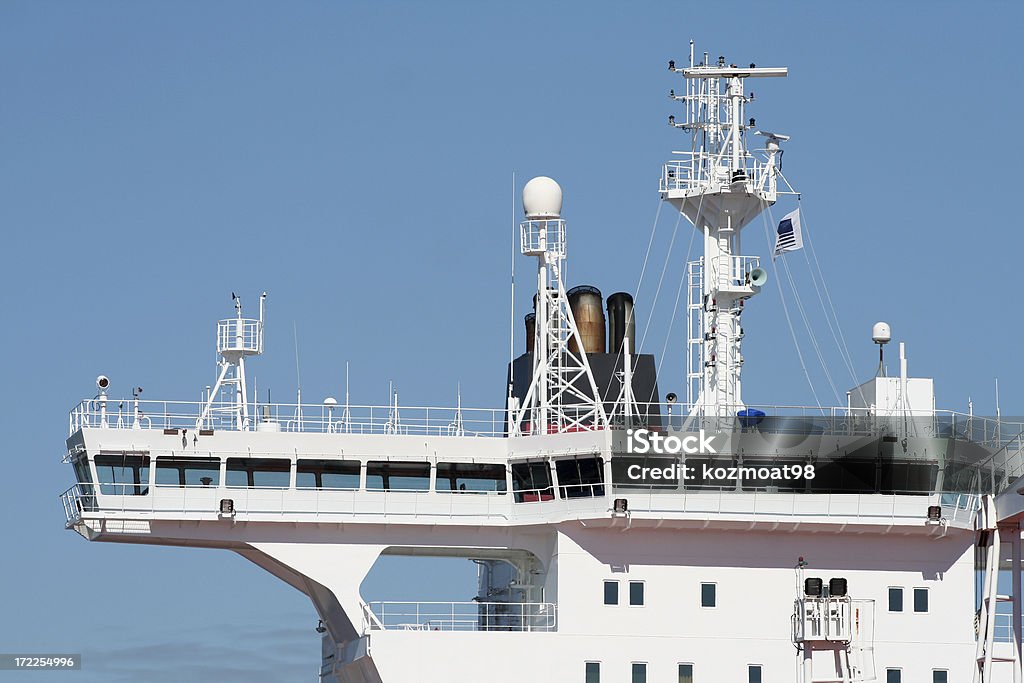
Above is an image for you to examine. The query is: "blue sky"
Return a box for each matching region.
[2,1,1022,680]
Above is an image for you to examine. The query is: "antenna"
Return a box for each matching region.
[512,176,608,436]
[198,292,265,430]
[293,322,303,430]
[665,43,794,417]
[342,360,352,433]
[872,322,891,377]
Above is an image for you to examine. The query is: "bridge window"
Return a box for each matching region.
[95,453,150,495]
[512,461,554,502]
[932,671,947,683]
[888,587,903,612]
[366,461,430,491]
[886,669,901,683]
[748,665,762,683]
[226,458,290,488]
[913,587,929,613]
[585,662,600,683]
[631,662,647,683]
[436,463,506,493]
[678,663,694,683]
[555,456,604,498]
[297,459,360,489]
[156,457,220,487]
[73,456,93,485]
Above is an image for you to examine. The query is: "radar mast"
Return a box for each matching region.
[662,43,795,417]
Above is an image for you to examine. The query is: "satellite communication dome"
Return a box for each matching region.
[872,321,891,345]
[523,176,563,218]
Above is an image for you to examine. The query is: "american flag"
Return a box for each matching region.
[773,208,803,257]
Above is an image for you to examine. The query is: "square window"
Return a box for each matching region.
[701,582,717,608]
[914,587,929,613]
[933,671,947,683]
[629,581,645,606]
[632,663,647,683]
[886,669,902,683]
[585,662,600,683]
[604,580,619,606]
[888,587,903,612]
[748,665,762,683]
[678,664,694,683]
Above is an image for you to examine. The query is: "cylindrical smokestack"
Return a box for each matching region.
[524,312,536,355]
[607,292,636,354]
[567,285,605,355]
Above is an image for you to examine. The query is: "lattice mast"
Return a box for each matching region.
[198,292,266,430]
[661,42,790,417]
[513,177,608,436]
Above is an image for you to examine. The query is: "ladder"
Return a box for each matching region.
[975,495,1022,683]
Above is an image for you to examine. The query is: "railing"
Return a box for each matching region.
[363,601,556,633]
[69,396,1023,444]
[60,484,96,526]
[69,399,508,438]
[660,151,781,196]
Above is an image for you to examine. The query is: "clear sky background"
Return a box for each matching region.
[2,1,1022,681]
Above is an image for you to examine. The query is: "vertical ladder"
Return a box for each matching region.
[974,496,1023,683]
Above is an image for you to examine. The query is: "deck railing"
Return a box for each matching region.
[363,601,556,633]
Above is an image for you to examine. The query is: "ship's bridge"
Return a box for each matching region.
[62,395,1018,537]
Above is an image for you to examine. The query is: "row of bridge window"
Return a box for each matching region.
[83,453,605,501]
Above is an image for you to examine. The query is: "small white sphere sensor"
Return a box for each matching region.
[523,176,563,218]
[872,321,891,345]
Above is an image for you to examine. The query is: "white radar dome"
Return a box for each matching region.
[872,321,891,345]
[523,176,563,219]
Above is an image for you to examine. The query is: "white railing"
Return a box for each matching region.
[660,151,780,196]
[69,399,508,438]
[363,601,556,633]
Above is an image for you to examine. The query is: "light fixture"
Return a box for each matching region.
[927,505,942,521]
[220,498,235,515]
[804,577,823,597]
[829,577,848,597]
[668,115,675,125]
[613,498,628,514]
[668,60,675,70]
[666,393,677,404]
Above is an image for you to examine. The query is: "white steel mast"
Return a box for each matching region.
[513,177,607,436]
[662,44,791,418]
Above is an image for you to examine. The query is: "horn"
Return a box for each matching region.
[748,267,768,287]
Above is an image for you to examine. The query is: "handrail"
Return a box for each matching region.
[363,601,556,633]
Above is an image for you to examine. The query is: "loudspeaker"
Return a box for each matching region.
[748,267,768,287]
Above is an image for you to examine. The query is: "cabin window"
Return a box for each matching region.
[436,463,507,493]
[913,587,929,613]
[886,669,902,683]
[555,456,605,498]
[585,662,600,683]
[511,461,554,502]
[73,456,94,485]
[296,459,360,489]
[366,461,430,491]
[226,458,290,488]
[748,665,762,683]
[701,582,716,608]
[631,663,647,683]
[156,457,220,487]
[678,663,694,683]
[94,453,150,495]
[603,580,619,605]
[932,671,947,683]
[888,587,903,612]
[629,581,645,606]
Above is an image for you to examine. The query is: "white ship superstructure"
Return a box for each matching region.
[61,45,1024,683]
